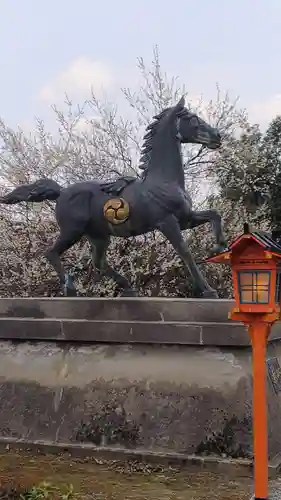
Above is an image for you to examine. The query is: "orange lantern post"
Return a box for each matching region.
[206,224,281,500]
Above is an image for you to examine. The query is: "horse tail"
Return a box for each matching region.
[0,178,62,204]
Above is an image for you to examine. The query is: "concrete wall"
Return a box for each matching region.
[0,298,280,466]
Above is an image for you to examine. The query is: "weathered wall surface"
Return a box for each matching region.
[0,341,254,457]
[0,298,279,464]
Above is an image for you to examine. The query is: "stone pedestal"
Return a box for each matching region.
[0,298,279,472]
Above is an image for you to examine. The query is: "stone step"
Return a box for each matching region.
[0,298,280,345]
[0,297,233,322]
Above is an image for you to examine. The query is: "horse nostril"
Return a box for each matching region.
[216,131,222,141]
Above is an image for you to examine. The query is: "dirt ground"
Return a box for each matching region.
[0,449,257,499]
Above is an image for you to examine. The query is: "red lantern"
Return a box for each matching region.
[206,224,281,500]
[207,225,281,321]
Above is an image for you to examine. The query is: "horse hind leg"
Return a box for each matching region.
[45,231,83,297]
[89,237,137,296]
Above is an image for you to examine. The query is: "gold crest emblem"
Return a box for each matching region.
[103,197,130,224]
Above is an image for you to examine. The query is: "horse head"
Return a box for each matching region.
[139,96,222,175]
[171,96,221,149]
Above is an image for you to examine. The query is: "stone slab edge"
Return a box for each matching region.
[0,436,256,476]
[1,436,280,479]
[0,317,280,346]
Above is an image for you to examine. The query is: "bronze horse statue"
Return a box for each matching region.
[0,97,227,297]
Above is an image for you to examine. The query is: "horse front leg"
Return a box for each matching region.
[181,209,228,255]
[157,215,218,298]
[89,237,137,296]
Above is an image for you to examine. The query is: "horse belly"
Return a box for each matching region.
[96,186,154,236]
[105,208,155,237]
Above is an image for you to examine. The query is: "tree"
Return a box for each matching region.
[259,116,281,232]
[206,120,273,236]
[0,47,247,298]
[208,115,281,238]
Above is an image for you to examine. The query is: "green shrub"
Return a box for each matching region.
[20,482,76,500]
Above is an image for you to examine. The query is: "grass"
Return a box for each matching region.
[0,482,76,500]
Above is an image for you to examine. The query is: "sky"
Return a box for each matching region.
[1,0,281,131]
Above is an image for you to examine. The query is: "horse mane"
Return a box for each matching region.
[139,105,188,174]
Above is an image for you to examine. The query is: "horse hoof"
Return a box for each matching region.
[121,289,138,297]
[64,287,77,297]
[211,243,228,255]
[201,289,219,299]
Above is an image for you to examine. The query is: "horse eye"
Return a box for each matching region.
[189,117,198,127]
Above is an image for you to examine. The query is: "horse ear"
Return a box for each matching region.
[168,96,185,119]
[175,96,185,111]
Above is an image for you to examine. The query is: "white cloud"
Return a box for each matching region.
[249,94,281,128]
[37,57,113,104]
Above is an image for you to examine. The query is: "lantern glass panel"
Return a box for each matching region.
[238,270,271,304]
[276,268,281,304]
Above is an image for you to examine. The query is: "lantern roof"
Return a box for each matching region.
[206,224,281,264]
